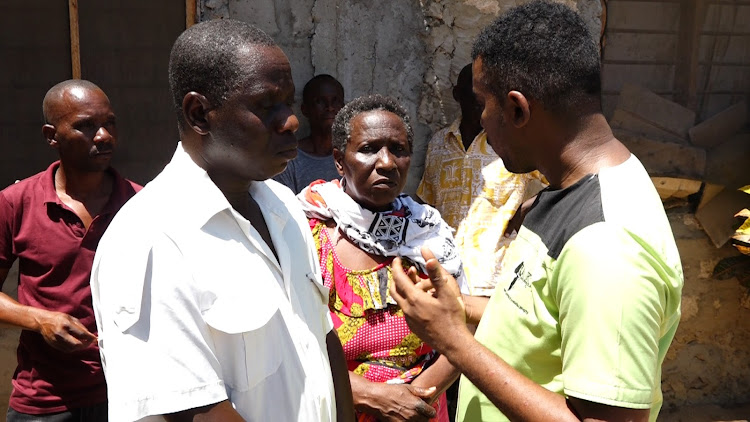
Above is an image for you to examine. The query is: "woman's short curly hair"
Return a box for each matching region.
[331,94,414,152]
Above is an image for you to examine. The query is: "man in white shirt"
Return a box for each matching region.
[91,19,354,422]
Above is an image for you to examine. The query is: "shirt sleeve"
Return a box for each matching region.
[93,233,228,421]
[0,192,17,275]
[416,132,442,205]
[554,222,673,409]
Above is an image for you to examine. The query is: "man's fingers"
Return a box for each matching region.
[49,333,84,352]
[414,279,434,293]
[406,266,421,284]
[408,385,436,399]
[413,399,437,418]
[390,257,412,307]
[420,246,453,291]
[67,319,97,342]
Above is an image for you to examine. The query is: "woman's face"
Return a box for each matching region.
[334,110,411,211]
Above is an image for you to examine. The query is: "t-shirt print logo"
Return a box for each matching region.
[504,261,531,314]
[508,262,525,290]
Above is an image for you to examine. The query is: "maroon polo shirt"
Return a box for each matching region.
[0,161,140,414]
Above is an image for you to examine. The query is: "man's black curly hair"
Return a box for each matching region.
[168,19,276,127]
[331,94,414,152]
[471,0,601,113]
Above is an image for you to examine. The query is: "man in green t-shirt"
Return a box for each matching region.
[390,2,683,422]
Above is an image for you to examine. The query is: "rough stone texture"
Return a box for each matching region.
[198,0,602,193]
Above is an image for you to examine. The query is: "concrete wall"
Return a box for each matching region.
[199,0,603,193]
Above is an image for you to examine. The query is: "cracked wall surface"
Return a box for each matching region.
[199,0,602,193]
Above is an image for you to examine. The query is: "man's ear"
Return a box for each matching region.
[42,124,57,148]
[300,101,310,119]
[506,91,531,128]
[333,147,345,176]
[452,85,460,103]
[182,92,212,135]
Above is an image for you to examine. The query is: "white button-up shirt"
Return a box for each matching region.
[91,143,336,422]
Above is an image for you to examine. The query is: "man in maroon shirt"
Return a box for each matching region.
[0,80,140,421]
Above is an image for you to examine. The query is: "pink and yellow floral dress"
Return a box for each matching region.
[310,218,448,422]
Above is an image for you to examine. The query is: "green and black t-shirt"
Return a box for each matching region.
[457,155,683,422]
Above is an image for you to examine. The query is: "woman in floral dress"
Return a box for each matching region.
[298,95,466,422]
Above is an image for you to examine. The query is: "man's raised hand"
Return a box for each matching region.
[390,246,469,355]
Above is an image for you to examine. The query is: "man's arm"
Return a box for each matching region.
[390,249,650,422]
[461,295,489,326]
[409,354,460,404]
[326,329,355,422]
[0,267,96,352]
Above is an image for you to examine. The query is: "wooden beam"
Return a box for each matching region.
[673,0,706,112]
[186,0,197,28]
[68,0,81,79]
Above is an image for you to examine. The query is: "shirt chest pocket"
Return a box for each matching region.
[204,304,284,393]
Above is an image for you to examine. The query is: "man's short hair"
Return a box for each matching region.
[302,74,344,105]
[42,79,105,125]
[168,19,276,126]
[331,94,414,152]
[471,0,601,113]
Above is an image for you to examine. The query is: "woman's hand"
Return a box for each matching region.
[351,372,436,421]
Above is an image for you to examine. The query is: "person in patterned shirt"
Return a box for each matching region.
[417,63,545,300]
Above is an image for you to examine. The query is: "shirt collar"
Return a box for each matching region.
[447,118,462,144]
[41,161,136,216]
[40,161,62,205]
[162,142,233,227]
[164,142,290,229]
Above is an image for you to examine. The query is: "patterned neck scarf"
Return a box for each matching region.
[298,180,466,285]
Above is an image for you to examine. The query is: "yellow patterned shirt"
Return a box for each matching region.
[417,119,546,296]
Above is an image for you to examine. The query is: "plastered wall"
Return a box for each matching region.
[199,0,602,193]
